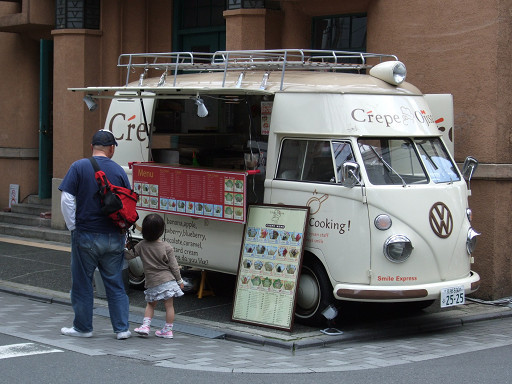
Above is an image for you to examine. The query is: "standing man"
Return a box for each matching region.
[59,129,131,340]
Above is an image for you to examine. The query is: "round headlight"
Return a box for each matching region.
[374,214,392,230]
[466,227,480,255]
[384,235,413,263]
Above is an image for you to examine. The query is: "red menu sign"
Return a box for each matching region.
[132,163,247,223]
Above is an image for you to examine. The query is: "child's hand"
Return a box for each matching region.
[179,283,185,290]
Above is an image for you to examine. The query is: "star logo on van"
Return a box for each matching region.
[429,202,453,238]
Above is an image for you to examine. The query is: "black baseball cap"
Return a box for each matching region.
[91,130,118,146]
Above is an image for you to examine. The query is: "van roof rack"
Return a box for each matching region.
[118,49,398,89]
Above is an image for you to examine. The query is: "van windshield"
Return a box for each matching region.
[358,137,460,185]
[415,138,460,183]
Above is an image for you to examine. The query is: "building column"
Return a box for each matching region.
[51,29,102,229]
[224,8,283,50]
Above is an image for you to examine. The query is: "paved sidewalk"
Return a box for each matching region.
[3,273,512,350]
[2,235,512,372]
[1,290,512,373]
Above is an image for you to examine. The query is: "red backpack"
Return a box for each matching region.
[89,157,139,231]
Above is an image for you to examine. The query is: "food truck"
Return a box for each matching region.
[72,49,480,325]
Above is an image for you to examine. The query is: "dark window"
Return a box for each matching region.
[174,0,226,52]
[226,0,265,10]
[183,0,225,29]
[312,14,367,51]
[55,0,100,30]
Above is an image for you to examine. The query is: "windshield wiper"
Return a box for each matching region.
[417,140,456,183]
[368,146,407,187]
[417,143,438,170]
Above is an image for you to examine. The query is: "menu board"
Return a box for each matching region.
[232,204,309,331]
[132,163,247,223]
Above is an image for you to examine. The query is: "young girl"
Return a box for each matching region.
[125,213,184,338]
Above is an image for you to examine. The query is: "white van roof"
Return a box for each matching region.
[70,49,422,98]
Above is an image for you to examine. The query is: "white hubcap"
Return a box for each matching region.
[296,272,319,312]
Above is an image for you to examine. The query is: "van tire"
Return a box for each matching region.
[126,238,146,290]
[295,258,335,326]
[128,267,145,290]
[128,260,146,290]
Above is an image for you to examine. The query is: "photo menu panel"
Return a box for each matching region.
[232,204,309,331]
[132,163,247,223]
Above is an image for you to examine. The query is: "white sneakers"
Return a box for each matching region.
[116,330,132,340]
[60,327,93,338]
[61,327,131,340]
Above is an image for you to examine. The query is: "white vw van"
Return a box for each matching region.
[73,50,480,324]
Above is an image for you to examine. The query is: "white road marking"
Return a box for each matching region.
[0,343,63,360]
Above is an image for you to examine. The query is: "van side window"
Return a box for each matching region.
[277,139,346,183]
[304,141,335,182]
[276,140,304,180]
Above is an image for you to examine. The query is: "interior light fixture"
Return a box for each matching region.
[83,95,97,111]
[194,96,208,117]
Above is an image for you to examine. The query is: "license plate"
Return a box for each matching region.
[440,285,465,308]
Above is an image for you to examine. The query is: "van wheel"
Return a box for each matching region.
[295,258,335,326]
[128,260,145,290]
[126,238,145,290]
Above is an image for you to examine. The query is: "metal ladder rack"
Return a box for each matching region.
[117,49,398,89]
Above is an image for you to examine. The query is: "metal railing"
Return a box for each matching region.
[117,49,398,89]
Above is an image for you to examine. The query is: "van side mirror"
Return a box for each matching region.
[342,162,361,188]
[462,156,478,181]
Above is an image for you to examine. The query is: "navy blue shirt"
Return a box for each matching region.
[59,156,131,233]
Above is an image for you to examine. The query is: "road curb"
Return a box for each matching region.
[1,281,512,350]
[0,285,72,307]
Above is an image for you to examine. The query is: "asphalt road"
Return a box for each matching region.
[2,321,512,384]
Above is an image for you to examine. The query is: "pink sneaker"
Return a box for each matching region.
[134,325,150,336]
[155,328,173,339]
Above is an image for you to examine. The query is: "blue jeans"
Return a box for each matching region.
[70,230,129,333]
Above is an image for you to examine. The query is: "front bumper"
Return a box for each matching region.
[334,270,480,302]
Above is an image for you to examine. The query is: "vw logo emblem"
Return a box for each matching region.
[429,202,453,238]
